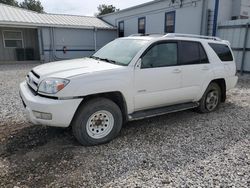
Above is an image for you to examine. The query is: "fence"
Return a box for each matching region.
[217,19,250,73]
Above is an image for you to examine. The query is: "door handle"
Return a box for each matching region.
[172,69,181,73]
[202,66,209,71]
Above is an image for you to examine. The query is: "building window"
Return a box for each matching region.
[138,17,146,34]
[165,11,175,33]
[3,30,23,48]
[118,21,124,37]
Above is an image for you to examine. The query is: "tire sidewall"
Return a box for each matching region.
[73,98,123,146]
[199,83,221,113]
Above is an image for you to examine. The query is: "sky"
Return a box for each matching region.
[20,0,153,16]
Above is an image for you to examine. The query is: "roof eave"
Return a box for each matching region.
[0,21,116,30]
[99,0,165,17]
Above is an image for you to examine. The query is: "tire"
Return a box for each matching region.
[197,82,221,113]
[72,98,123,146]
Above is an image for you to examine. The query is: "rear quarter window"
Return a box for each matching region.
[209,43,233,62]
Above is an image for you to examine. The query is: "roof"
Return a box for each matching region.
[0,3,115,29]
[99,0,166,17]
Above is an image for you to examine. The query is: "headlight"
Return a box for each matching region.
[38,78,70,94]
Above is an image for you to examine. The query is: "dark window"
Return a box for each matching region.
[199,44,209,64]
[141,42,178,68]
[138,17,146,34]
[209,43,233,61]
[118,21,124,37]
[231,16,237,20]
[165,11,175,33]
[179,41,209,65]
[180,41,200,65]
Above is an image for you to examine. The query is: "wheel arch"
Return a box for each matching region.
[71,91,128,126]
[209,78,226,102]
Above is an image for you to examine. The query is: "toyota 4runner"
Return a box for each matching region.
[20,33,238,146]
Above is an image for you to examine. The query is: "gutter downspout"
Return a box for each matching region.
[212,0,219,36]
[241,22,249,75]
[200,0,206,35]
[94,27,97,51]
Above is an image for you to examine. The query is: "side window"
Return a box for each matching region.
[141,42,178,68]
[118,21,124,37]
[179,41,209,65]
[179,41,200,65]
[138,17,146,34]
[199,44,209,64]
[209,43,233,61]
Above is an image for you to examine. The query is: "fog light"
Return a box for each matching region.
[33,111,52,120]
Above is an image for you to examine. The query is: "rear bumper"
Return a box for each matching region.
[226,76,238,90]
[19,82,82,127]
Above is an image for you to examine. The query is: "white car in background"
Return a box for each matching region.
[20,33,238,146]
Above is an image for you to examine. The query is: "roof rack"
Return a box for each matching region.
[128,33,163,37]
[164,33,222,41]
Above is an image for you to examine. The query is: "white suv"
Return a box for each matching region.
[20,33,238,146]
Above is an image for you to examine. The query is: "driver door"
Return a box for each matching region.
[134,41,183,111]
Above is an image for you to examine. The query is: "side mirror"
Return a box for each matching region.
[135,58,142,69]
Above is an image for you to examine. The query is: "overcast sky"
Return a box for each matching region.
[26,0,153,16]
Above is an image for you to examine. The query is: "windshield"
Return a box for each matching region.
[92,38,149,66]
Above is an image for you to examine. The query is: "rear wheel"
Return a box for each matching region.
[198,82,221,113]
[72,98,123,146]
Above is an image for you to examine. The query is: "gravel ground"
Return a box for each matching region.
[0,63,249,187]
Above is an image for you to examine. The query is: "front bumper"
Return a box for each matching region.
[19,82,83,127]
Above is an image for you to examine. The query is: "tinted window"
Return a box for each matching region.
[141,42,177,68]
[138,17,146,34]
[179,41,209,65]
[180,41,200,65]
[199,44,209,63]
[209,43,233,61]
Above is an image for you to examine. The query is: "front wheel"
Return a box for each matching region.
[72,98,123,146]
[197,82,221,113]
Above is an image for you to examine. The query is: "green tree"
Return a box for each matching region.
[0,0,19,7]
[20,0,44,13]
[97,4,119,16]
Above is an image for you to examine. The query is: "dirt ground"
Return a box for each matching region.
[0,64,249,187]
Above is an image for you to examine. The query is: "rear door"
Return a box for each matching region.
[178,41,213,101]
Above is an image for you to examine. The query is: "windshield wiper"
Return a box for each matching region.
[91,56,117,64]
[90,55,99,60]
[89,55,124,66]
[100,58,117,64]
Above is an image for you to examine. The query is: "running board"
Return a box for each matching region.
[128,102,199,121]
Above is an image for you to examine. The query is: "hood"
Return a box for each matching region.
[33,58,124,78]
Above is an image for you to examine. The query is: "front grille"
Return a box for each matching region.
[26,70,40,94]
[27,83,37,95]
[31,70,40,79]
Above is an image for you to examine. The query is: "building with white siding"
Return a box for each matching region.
[0,3,117,63]
[100,0,249,37]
